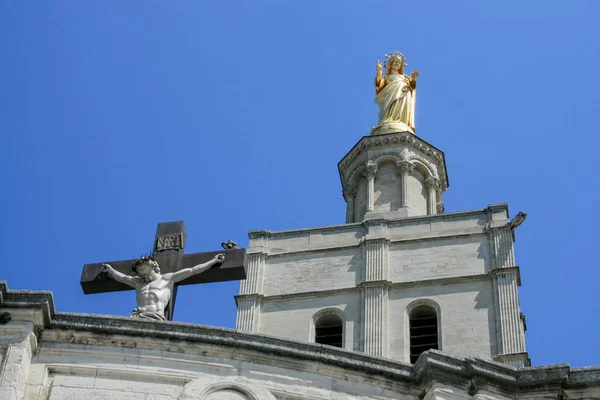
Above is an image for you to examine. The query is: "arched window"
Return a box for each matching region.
[314,313,343,348]
[409,304,439,363]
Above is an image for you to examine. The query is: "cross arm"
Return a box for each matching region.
[80,259,138,294]
[177,248,247,286]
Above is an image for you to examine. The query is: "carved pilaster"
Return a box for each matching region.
[237,253,266,332]
[363,239,389,281]
[236,295,261,332]
[361,238,389,357]
[490,268,526,357]
[487,227,515,269]
[360,282,389,358]
[239,253,266,295]
[396,161,414,207]
[425,177,440,215]
[344,186,356,223]
[364,161,378,212]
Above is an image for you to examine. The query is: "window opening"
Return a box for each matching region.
[315,313,343,348]
[409,305,438,363]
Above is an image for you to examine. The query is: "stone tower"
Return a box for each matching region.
[236,56,529,368]
[339,133,448,222]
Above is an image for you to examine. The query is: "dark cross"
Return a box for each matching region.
[80,221,247,321]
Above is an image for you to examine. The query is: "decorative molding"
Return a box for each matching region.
[338,132,449,192]
[341,134,442,170]
[407,154,438,180]
[372,150,403,163]
[198,383,258,400]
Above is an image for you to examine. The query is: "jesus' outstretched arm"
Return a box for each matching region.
[167,254,225,283]
[102,264,138,287]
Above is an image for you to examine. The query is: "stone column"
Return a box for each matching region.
[396,161,414,208]
[344,186,356,223]
[236,252,266,332]
[364,161,378,212]
[425,177,440,215]
[361,238,389,357]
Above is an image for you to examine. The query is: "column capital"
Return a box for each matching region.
[396,160,414,175]
[425,176,440,190]
[364,160,378,179]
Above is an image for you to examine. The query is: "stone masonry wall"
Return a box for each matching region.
[244,205,522,364]
[388,235,491,283]
[260,292,361,351]
[262,248,362,297]
[388,280,496,361]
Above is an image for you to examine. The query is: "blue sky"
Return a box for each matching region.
[1,1,599,367]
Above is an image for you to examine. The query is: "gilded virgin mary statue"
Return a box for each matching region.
[373,52,419,135]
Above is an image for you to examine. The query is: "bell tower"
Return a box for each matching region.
[339,133,448,222]
[237,52,529,368]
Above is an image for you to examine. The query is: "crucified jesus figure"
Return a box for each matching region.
[102,253,225,321]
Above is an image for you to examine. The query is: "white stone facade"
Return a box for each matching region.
[236,204,529,367]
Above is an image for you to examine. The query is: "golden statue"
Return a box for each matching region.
[373,52,419,135]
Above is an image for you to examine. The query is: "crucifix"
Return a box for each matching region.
[80,221,247,321]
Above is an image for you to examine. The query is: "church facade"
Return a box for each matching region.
[2,55,600,399]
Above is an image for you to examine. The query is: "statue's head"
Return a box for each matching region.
[132,255,161,282]
[385,52,407,75]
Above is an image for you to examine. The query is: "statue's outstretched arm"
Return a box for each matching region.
[409,70,419,90]
[168,254,225,283]
[374,60,386,93]
[102,264,137,288]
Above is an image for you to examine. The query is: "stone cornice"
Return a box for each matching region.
[2,281,599,398]
[337,132,450,193]
[248,204,509,239]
